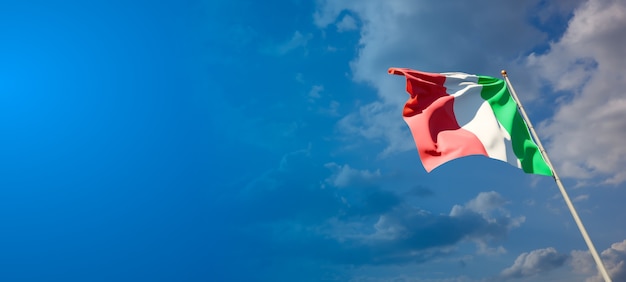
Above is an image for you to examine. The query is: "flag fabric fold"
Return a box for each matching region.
[388,67,552,176]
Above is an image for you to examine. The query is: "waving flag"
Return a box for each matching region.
[389,68,552,176]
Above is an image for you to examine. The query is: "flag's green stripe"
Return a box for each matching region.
[477,76,553,176]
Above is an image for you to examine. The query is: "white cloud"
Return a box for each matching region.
[333,191,523,253]
[336,101,415,157]
[461,191,509,218]
[324,162,381,188]
[316,0,626,185]
[336,14,358,32]
[304,84,341,116]
[500,247,568,279]
[315,0,547,156]
[573,194,590,202]
[572,239,626,282]
[317,191,524,265]
[528,0,626,184]
[449,191,523,227]
[308,84,324,99]
[449,191,525,245]
[270,31,313,55]
[571,249,597,275]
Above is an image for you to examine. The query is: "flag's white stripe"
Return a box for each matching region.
[442,74,520,168]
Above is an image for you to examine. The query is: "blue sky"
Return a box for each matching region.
[1,0,626,281]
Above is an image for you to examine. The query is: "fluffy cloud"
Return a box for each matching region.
[528,0,626,184]
[324,162,381,188]
[219,145,535,281]
[449,192,524,253]
[315,0,548,156]
[572,239,626,282]
[319,191,523,265]
[237,153,523,267]
[452,191,509,218]
[316,0,626,185]
[267,30,313,55]
[308,84,324,99]
[336,101,414,156]
[336,14,358,32]
[500,247,568,279]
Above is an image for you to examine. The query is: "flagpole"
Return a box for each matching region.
[500,70,612,282]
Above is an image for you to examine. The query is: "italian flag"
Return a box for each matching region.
[388,68,552,176]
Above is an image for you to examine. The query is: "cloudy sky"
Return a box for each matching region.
[2,0,626,281]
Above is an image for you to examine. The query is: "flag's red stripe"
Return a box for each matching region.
[389,68,488,172]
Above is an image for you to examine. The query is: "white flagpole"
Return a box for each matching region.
[500,70,612,282]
